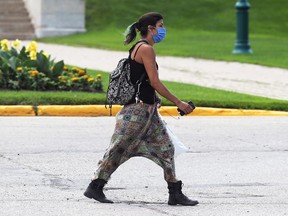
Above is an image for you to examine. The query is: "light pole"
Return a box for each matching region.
[233,0,253,54]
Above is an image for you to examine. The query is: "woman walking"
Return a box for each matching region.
[84,12,198,206]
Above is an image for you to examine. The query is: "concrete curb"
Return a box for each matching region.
[0,105,288,116]
[0,106,35,116]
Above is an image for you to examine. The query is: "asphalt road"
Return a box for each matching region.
[0,116,288,216]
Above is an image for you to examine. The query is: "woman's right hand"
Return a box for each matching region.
[176,101,194,115]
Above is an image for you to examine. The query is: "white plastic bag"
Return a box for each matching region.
[160,116,188,156]
[166,124,189,156]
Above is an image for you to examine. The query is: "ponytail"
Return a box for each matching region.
[124,22,138,45]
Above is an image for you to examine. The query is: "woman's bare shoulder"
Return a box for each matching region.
[140,43,155,57]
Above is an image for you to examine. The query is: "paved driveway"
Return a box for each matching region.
[1,116,287,216]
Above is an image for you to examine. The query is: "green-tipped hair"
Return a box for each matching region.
[124,22,137,45]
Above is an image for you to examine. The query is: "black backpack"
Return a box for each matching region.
[106,41,148,109]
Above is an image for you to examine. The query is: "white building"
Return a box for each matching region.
[24,0,86,38]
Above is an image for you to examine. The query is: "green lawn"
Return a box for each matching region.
[83,0,288,37]
[1,69,287,111]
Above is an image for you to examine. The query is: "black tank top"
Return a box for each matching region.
[126,41,156,105]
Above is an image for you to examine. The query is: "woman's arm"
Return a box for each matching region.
[140,45,194,114]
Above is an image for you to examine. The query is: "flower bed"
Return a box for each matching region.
[0,39,103,92]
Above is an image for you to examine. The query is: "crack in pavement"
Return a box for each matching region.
[0,154,74,191]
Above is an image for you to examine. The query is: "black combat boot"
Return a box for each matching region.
[167,181,199,206]
[84,179,113,203]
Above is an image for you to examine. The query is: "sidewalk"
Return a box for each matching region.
[35,42,288,101]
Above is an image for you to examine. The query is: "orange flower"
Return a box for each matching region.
[29,70,39,77]
[78,69,86,75]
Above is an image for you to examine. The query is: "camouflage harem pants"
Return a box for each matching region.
[93,103,177,182]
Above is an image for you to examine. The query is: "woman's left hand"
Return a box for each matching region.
[177,101,194,115]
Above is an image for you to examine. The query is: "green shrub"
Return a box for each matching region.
[0,39,103,92]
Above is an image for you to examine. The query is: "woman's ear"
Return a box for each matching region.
[147,25,154,32]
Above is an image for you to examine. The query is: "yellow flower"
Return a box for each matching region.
[72,67,79,71]
[42,52,49,58]
[11,39,21,49]
[30,50,37,60]
[63,66,68,71]
[88,77,94,82]
[58,76,62,79]
[1,39,9,51]
[26,41,37,53]
[71,77,80,81]
[96,74,102,79]
[83,75,89,79]
[16,67,22,71]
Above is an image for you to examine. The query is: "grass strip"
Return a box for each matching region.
[1,70,287,111]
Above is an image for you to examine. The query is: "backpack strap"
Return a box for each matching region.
[132,40,149,82]
[132,40,149,103]
[133,40,148,59]
[130,40,149,60]
[134,73,146,103]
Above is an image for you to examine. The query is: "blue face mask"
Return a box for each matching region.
[152,27,166,43]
